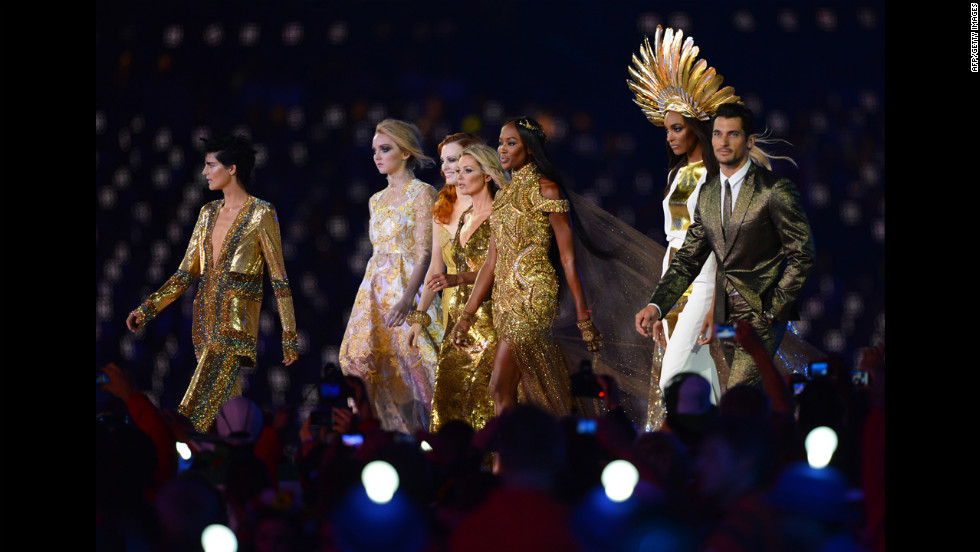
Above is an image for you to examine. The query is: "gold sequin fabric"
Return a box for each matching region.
[339,179,444,434]
[430,208,497,433]
[667,162,706,232]
[664,162,709,330]
[134,196,298,432]
[490,163,572,417]
[437,225,457,330]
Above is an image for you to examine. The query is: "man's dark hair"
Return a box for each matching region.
[201,133,257,189]
[714,103,755,137]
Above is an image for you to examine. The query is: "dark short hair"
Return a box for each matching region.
[201,133,257,189]
[714,103,755,137]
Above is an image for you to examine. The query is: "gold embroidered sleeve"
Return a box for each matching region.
[412,185,437,264]
[533,193,569,214]
[132,207,205,325]
[258,205,299,361]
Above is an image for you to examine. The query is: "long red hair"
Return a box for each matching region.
[433,132,483,224]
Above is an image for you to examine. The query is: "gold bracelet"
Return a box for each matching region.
[406,310,432,327]
[577,319,604,352]
[458,310,477,324]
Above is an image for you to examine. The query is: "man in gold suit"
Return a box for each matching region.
[636,103,815,387]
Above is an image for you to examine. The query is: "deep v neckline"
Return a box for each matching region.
[456,205,489,248]
[210,196,253,269]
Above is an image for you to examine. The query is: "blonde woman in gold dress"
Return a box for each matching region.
[338,119,443,434]
[414,144,504,432]
[450,117,603,418]
[126,134,298,432]
[407,133,482,354]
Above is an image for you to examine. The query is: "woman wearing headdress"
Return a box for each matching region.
[626,27,737,418]
[407,133,482,355]
[416,144,504,432]
[449,117,604,418]
[339,118,442,434]
[628,28,823,429]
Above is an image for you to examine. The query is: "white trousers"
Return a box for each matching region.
[659,254,722,405]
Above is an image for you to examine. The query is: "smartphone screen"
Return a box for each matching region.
[810,362,828,377]
[577,418,597,434]
[342,434,364,447]
[715,324,735,339]
[850,370,869,387]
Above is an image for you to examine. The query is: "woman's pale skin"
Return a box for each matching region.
[635,110,715,347]
[126,153,295,366]
[371,132,431,329]
[407,151,493,352]
[451,122,596,415]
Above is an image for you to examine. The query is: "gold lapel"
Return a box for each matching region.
[723,164,757,258]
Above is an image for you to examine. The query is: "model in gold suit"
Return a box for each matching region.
[451,118,603,419]
[127,134,298,432]
[418,145,504,432]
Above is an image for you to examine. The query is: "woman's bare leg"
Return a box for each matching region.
[489,340,520,416]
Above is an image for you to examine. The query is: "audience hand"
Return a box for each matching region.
[331,406,354,434]
[859,343,885,374]
[100,363,136,402]
[733,319,766,357]
[273,404,296,434]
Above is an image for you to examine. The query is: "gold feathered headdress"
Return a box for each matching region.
[627,26,740,126]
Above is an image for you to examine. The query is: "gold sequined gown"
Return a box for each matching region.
[430,207,497,433]
[436,224,456,331]
[133,196,298,432]
[490,163,573,417]
[339,179,444,434]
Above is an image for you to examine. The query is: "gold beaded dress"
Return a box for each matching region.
[489,163,573,417]
[430,207,497,433]
[339,179,444,434]
[436,224,456,330]
[132,196,299,432]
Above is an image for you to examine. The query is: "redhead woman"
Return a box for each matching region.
[339,119,442,434]
[407,132,482,352]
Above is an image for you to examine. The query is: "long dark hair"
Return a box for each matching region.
[505,116,609,260]
[665,115,719,183]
